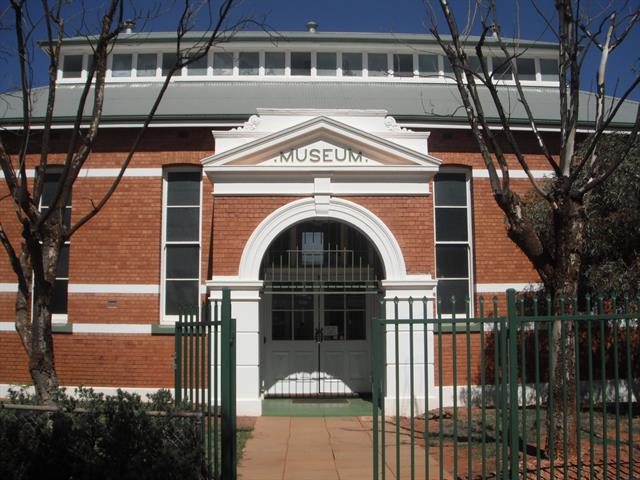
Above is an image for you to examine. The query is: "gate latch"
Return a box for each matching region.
[315,327,323,343]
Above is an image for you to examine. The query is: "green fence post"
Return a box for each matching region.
[507,289,519,480]
[175,321,182,405]
[221,287,236,480]
[371,314,379,480]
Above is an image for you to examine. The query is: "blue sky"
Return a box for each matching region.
[0,0,638,100]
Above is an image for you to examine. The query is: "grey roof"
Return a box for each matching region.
[0,81,636,128]
[46,30,559,49]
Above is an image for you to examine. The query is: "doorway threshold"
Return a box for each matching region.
[262,395,372,417]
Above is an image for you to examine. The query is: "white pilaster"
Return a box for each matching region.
[208,277,263,416]
[381,275,437,416]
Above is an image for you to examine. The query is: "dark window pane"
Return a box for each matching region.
[317,52,336,76]
[272,311,292,340]
[436,245,468,278]
[291,52,311,76]
[346,310,366,340]
[137,53,157,77]
[393,54,413,77]
[342,53,362,76]
[418,54,438,76]
[443,56,453,75]
[56,244,70,278]
[434,173,467,206]
[167,171,201,205]
[41,172,62,207]
[324,294,344,310]
[63,55,82,78]
[63,208,71,229]
[272,294,292,310]
[213,52,233,75]
[493,57,512,80]
[162,53,181,76]
[368,53,387,77]
[435,209,468,242]
[187,55,207,76]
[165,280,199,315]
[437,279,470,314]
[294,294,313,309]
[265,52,285,75]
[50,280,68,315]
[112,54,132,77]
[468,56,485,74]
[166,207,199,241]
[346,294,365,309]
[239,52,259,75]
[323,310,344,341]
[540,59,558,81]
[516,58,536,81]
[166,245,199,278]
[294,311,314,340]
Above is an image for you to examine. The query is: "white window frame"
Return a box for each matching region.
[35,167,71,324]
[433,167,474,318]
[160,167,203,324]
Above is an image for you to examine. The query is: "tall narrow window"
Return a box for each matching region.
[162,170,202,320]
[39,170,71,319]
[434,171,472,314]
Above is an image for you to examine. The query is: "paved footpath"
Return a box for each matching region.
[238,416,451,480]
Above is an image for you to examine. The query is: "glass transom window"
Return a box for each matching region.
[291,52,311,76]
[342,52,362,76]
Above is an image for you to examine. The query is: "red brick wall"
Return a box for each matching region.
[0,331,174,387]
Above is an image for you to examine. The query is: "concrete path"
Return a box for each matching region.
[238,416,451,480]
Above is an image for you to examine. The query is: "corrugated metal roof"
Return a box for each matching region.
[47,30,558,49]
[0,81,636,128]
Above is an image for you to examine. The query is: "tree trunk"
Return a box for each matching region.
[545,195,586,460]
[30,289,59,404]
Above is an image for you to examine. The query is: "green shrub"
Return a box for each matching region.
[0,388,205,480]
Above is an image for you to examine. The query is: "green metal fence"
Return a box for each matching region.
[371,289,640,480]
[175,288,236,480]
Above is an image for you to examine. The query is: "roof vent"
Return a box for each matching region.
[306,21,318,33]
[124,19,135,34]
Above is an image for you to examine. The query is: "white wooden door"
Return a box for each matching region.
[263,292,371,397]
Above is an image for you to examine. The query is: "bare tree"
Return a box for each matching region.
[0,0,258,403]
[429,0,639,459]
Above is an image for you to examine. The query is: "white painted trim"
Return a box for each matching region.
[72,323,152,334]
[475,282,543,293]
[472,169,555,179]
[0,322,155,334]
[212,178,430,196]
[0,283,17,293]
[69,284,160,294]
[236,196,408,281]
[0,168,163,180]
[0,384,170,399]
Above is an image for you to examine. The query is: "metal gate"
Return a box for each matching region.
[175,288,236,480]
[371,289,640,480]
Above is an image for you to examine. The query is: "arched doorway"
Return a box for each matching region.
[260,219,384,397]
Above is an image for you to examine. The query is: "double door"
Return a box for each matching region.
[263,291,371,397]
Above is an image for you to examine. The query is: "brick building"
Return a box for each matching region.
[0,30,636,415]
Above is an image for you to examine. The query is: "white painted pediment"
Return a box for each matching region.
[201,109,443,195]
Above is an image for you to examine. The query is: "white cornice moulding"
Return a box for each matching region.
[0,168,163,180]
[68,284,160,294]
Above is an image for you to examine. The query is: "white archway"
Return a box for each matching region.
[237,196,407,281]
